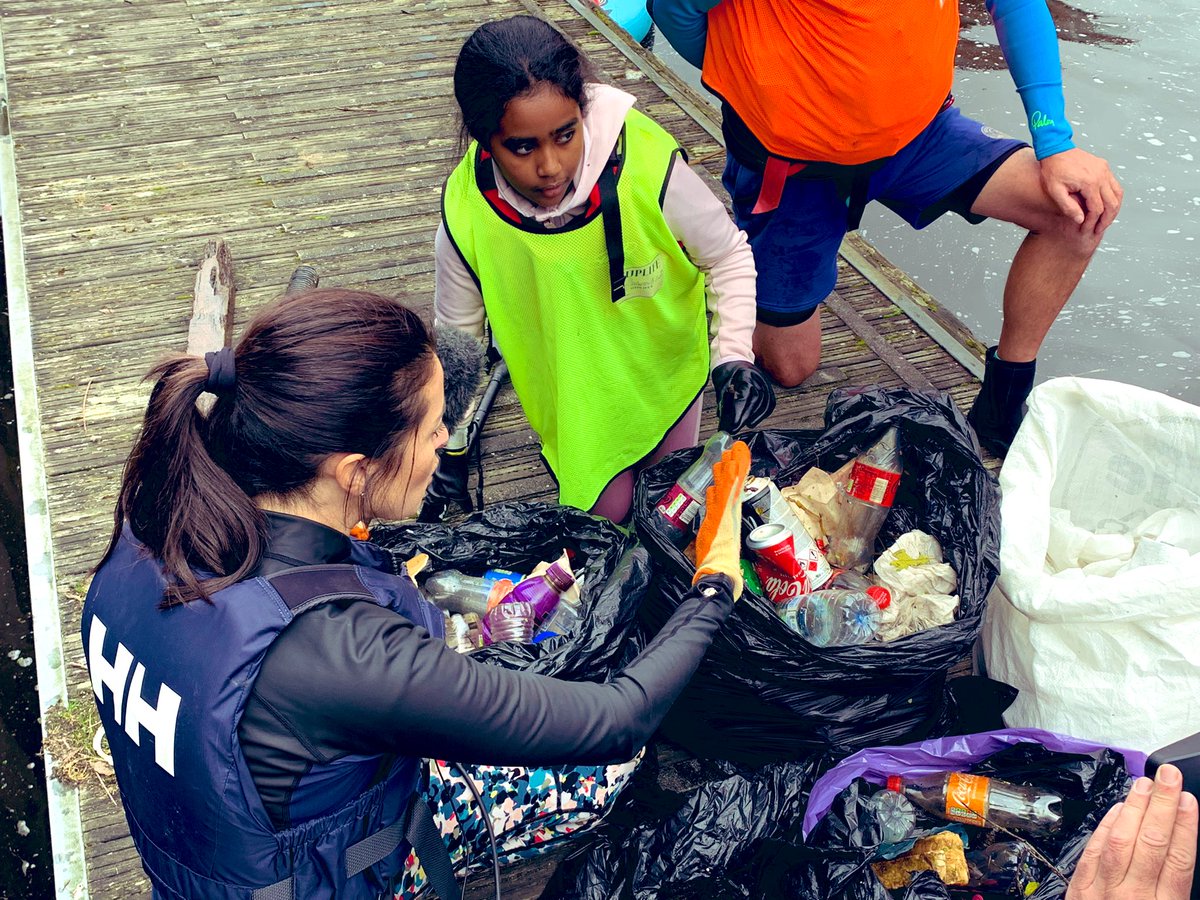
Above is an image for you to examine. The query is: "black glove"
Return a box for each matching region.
[417,447,473,523]
[712,360,776,434]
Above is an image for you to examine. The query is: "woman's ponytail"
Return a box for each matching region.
[100,288,437,608]
[102,353,264,606]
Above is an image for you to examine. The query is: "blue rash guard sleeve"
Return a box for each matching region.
[987,0,1076,159]
[649,0,721,70]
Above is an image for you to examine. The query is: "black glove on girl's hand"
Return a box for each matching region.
[712,360,776,434]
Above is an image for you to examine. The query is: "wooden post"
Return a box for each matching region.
[187,239,235,357]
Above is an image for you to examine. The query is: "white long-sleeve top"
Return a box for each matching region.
[434,83,756,369]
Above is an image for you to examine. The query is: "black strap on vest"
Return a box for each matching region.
[248,567,459,899]
[472,135,628,303]
[596,143,626,303]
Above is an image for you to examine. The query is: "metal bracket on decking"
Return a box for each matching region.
[0,25,90,900]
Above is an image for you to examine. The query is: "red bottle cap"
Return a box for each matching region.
[886,775,903,793]
[867,586,891,610]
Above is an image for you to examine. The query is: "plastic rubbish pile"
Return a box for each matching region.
[633,387,1000,763]
[655,425,962,648]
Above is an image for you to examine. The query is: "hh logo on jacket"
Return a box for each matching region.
[89,615,181,776]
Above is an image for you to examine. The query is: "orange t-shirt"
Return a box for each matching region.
[703,0,960,165]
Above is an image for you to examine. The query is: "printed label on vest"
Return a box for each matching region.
[622,255,665,300]
[89,615,181,776]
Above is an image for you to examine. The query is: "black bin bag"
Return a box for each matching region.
[792,732,1141,900]
[633,387,1001,764]
[370,500,650,679]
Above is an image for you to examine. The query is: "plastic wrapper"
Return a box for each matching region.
[791,730,1143,900]
[873,531,960,642]
[633,387,1001,763]
[371,501,649,679]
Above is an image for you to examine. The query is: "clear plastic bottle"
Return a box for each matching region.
[654,431,733,540]
[536,594,583,640]
[825,568,874,592]
[866,789,918,844]
[507,561,575,620]
[483,601,537,645]
[422,569,517,616]
[827,426,903,570]
[885,772,1063,836]
[776,585,891,647]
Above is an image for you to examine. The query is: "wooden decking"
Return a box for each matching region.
[0,1,990,897]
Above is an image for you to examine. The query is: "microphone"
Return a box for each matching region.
[434,326,486,430]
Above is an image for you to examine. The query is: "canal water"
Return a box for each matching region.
[1,239,54,896]
[656,0,1199,402]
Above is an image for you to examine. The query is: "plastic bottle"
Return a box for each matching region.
[421,570,517,617]
[866,789,918,844]
[654,431,733,539]
[536,594,583,641]
[506,561,576,620]
[776,585,891,647]
[483,601,537,645]
[826,426,903,570]
[825,568,874,592]
[885,772,1063,836]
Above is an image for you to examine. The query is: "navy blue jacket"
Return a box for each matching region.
[84,512,735,897]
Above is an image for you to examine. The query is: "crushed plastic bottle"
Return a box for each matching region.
[866,788,918,844]
[776,585,891,647]
[422,569,518,617]
[827,426,903,570]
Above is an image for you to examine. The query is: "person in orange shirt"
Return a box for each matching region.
[652,0,1124,456]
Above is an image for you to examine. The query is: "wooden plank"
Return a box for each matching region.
[186,239,236,355]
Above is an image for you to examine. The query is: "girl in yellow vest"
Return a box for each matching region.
[434,15,774,523]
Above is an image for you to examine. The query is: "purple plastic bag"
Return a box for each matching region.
[803,726,1147,837]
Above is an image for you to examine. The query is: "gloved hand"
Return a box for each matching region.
[712,361,776,434]
[692,440,752,600]
[417,447,473,523]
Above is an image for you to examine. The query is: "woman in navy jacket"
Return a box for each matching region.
[83,287,747,899]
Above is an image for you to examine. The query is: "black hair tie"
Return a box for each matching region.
[203,347,237,395]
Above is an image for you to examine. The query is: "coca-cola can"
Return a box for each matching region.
[746,481,833,590]
[746,522,809,603]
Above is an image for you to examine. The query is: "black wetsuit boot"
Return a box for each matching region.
[967,346,1036,457]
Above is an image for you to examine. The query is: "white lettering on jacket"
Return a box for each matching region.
[88,615,181,776]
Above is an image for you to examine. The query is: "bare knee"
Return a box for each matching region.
[759,348,820,389]
[753,315,823,389]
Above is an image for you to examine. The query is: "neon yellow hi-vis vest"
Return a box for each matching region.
[442,110,710,511]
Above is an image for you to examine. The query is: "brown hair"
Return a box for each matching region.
[100,288,438,606]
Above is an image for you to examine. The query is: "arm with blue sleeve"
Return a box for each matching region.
[649,0,722,70]
[987,0,1076,158]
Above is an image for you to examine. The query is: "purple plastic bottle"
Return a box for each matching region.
[506,561,576,620]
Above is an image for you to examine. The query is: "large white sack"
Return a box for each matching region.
[982,377,1200,753]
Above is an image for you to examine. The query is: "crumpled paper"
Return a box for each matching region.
[872,530,960,641]
[781,460,853,551]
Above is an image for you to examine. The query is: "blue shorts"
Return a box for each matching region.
[722,106,1028,326]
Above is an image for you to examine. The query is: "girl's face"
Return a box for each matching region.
[488,84,584,209]
[368,360,448,522]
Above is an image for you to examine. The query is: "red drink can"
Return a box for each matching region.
[746,522,809,603]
